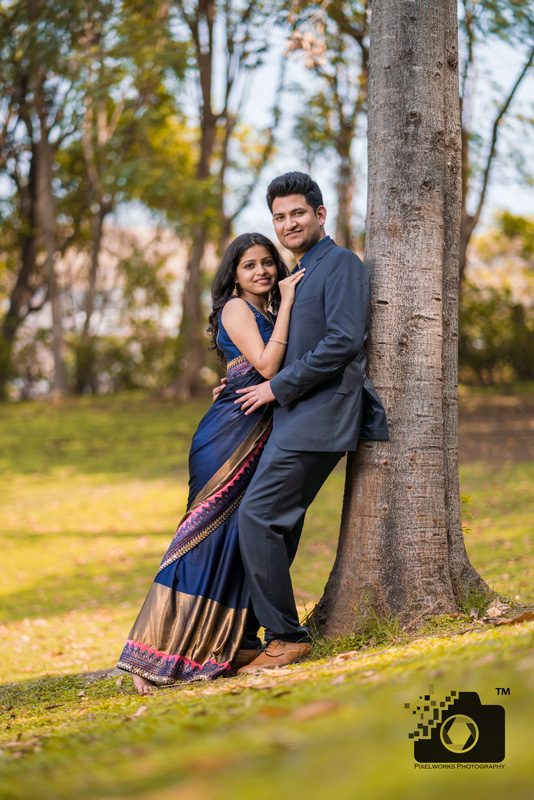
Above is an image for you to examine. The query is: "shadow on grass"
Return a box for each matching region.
[2,535,169,624]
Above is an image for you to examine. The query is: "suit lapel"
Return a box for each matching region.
[294,238,337,297]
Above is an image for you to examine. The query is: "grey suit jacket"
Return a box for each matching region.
[269,237,388,452]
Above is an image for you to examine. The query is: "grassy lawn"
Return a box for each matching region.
[1,391,533,799]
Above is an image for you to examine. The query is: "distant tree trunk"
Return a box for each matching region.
[173,225,209,400]
[75,206,108,395]
[0,153,41,399]
[335,121,355,250]
[170,0,217,400]
[35,113,68,399]
[312,0,489,637]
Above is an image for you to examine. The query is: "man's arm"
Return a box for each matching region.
[270,252,370,407]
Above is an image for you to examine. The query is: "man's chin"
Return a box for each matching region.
[282,236,304,252]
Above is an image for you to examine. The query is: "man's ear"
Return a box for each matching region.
[316,205,327,227]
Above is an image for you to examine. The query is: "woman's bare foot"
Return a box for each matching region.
[132,674,158,695]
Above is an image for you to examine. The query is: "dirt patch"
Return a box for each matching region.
[459,391,534,463]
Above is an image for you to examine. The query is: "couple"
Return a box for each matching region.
[117,172,388,694]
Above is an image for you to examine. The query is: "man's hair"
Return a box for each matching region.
[266,171,324,214]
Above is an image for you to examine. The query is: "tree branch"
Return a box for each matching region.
[472,44,534,226]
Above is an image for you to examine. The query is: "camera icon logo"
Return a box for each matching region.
[406,687,505,763]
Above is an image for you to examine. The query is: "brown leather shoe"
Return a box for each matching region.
[230,648,261,672]
[236,639,312,674]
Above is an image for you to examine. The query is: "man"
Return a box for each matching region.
[232,172,388,672]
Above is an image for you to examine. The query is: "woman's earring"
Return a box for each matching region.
[232,282,239,296]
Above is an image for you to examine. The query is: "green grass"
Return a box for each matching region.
[1,390,533,799]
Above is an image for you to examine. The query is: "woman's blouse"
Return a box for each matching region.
[217,297,274,380]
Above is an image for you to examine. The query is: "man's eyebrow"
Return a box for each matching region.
[273,207,306,215]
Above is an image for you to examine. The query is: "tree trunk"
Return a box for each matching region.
[74,207,107,395]
[335,121,355,250]
[0,154,40,399]
[172,225,209,401]
[312,0,489,637]
[35,131,68,399]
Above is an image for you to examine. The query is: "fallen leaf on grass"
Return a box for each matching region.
[496,612,534,626]
[331,674,347,686]
[258,705,288,719]
[485,599,511,619]
[249,682,278,691]
[77,690,86,698]
[472,653,496,666]
[267,668,294,676]
[186,753,242,774]
[332,651,358,663]
[291,700,341,721]
[124,705,149,721]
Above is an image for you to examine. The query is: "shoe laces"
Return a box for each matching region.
[261,638,286,653]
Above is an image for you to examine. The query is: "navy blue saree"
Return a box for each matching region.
[117,300,273,683]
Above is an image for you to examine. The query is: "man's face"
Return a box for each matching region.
[271,194,327,257]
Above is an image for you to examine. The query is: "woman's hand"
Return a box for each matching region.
[278,269,305,306]
[212,377,227,402]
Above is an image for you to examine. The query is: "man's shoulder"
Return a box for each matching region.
[322,242,365,269]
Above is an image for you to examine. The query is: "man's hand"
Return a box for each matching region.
[235,381,275,414]
[212,377,227,402]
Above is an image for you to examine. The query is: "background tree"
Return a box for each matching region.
[169,0,285,400]
[287,0,369,249]
[312,0,489,637]
[459,0,534,284]
[459,211,534,384]
[0,0,82,399]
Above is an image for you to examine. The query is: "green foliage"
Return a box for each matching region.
[456,582,497,618]
[460,212,534,385]
[459,283,534,384]
[311,605,405,660]
[461,492,475,535]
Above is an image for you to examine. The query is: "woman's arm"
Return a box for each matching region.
[221,271,304,380]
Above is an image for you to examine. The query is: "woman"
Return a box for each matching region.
[117,232,304,693]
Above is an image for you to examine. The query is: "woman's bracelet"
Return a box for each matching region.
[269,338,287,346]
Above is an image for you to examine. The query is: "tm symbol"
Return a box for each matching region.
[496,688,510,696]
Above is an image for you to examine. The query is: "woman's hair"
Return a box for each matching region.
[207,232,288,363]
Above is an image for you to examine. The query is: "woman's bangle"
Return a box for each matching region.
[269,338,287,346]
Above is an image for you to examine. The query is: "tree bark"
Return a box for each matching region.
[173,225,209,401]
[35,107,68,399]
[312,0,489,637]
[335,121,355,250]
[0,151,41,398]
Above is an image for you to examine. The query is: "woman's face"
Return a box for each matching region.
[234,245,277,299]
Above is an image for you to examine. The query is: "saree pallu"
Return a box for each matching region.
[117,364,271,683]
